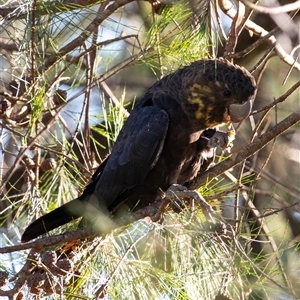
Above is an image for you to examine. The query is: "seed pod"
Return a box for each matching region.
[0,98,11,115]
[42,250,57,267]
[40,158,57,172]
[53,89,67,106]
[28,251,40,263]
[41,112,54,126]
[55,259,73,275]
[41,274,61,295]
[27,272,45,288]
[0,270,9,287]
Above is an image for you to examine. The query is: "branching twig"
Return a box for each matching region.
[253,79,300,114]
[239,0,300,14]
[245,201,300,222]
[40,0,136,73]
[219,0,300,71]
[243,192,295,294]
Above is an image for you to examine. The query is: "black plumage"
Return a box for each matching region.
[21,59,256,242]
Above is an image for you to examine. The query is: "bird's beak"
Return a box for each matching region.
[229,100,252,123]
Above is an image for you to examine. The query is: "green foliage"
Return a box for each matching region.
[142,2,210,72]
[0,0,300,299]
[56,210,285,299]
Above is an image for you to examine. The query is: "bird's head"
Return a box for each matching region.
[180,59,257,128]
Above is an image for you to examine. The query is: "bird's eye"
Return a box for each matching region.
[223,90,231,97]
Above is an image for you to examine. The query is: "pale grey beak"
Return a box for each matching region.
[229,100,252,123]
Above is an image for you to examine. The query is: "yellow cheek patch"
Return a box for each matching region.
[191,83,213,95]
[187,83,215,121]
[205,105,214,123]
[187,95,204,119]
[189,101,203,119]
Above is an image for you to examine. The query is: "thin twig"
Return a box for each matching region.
[219,0,300,71]
[239,0,300,14]
[243,192,295,294]
[253,79,300,114]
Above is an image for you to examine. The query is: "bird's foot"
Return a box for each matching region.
[164,184,189,213]
[165,184,218,222]
[206,129,235,150]
[165,183,188,196]
[151,186,187,221]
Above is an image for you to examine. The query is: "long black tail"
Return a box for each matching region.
[21,198,85,243]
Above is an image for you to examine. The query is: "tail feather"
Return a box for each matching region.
[21,198,84,243]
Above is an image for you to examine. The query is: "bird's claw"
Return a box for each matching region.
[206,130,235,151]
[165,183,188,195]
[164,184,189,213]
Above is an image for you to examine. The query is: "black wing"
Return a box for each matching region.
[93,104,169,208]
[21,102,169,242]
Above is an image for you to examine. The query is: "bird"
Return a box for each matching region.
[21,58,256,243]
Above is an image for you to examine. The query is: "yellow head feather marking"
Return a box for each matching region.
[187,84,215,121]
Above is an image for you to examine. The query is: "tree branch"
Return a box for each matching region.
[218,0,300,71]
[186,110,300,189]
[0,201,162,253]
[239,0,300,14]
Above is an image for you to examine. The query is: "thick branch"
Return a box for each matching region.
[0,201,162,253]
[186,110,300,189]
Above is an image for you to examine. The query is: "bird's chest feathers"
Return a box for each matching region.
[182,134,204,167]
[176,148,204,184]
[168,129,206,184]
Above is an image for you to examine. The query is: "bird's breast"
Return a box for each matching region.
[177,144,204,184]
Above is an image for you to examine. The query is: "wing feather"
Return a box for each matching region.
[94,105,169,207]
